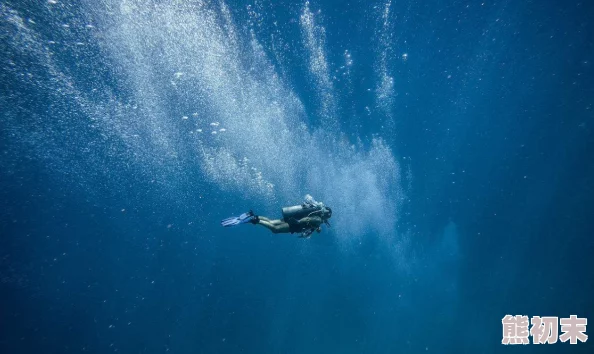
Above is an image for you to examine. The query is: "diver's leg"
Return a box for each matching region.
[269,219,286,226]
[256,219,290,234]
[257,216,285,226]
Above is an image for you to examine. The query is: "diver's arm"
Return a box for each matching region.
[296,216,323,238]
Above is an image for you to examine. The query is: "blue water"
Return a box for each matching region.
[1,0,593,353]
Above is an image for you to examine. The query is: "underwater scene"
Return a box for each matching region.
[1,0,593,353]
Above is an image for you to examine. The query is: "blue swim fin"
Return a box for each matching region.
[221,211,254,227]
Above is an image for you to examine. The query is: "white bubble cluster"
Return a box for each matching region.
[2,0,407,242]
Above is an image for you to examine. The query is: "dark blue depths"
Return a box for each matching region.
[1,0,593,353]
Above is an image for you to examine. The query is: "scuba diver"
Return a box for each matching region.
[221,195,332,238]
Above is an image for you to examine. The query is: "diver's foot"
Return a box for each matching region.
[250,215,259,224]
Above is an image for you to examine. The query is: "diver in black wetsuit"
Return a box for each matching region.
[221,195,332,238]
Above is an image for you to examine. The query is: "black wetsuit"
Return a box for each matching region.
[286,215,323,234]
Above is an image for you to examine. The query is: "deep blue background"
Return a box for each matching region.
[1,0,593,353]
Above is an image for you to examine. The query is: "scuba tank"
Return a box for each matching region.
[281,204,322,223]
